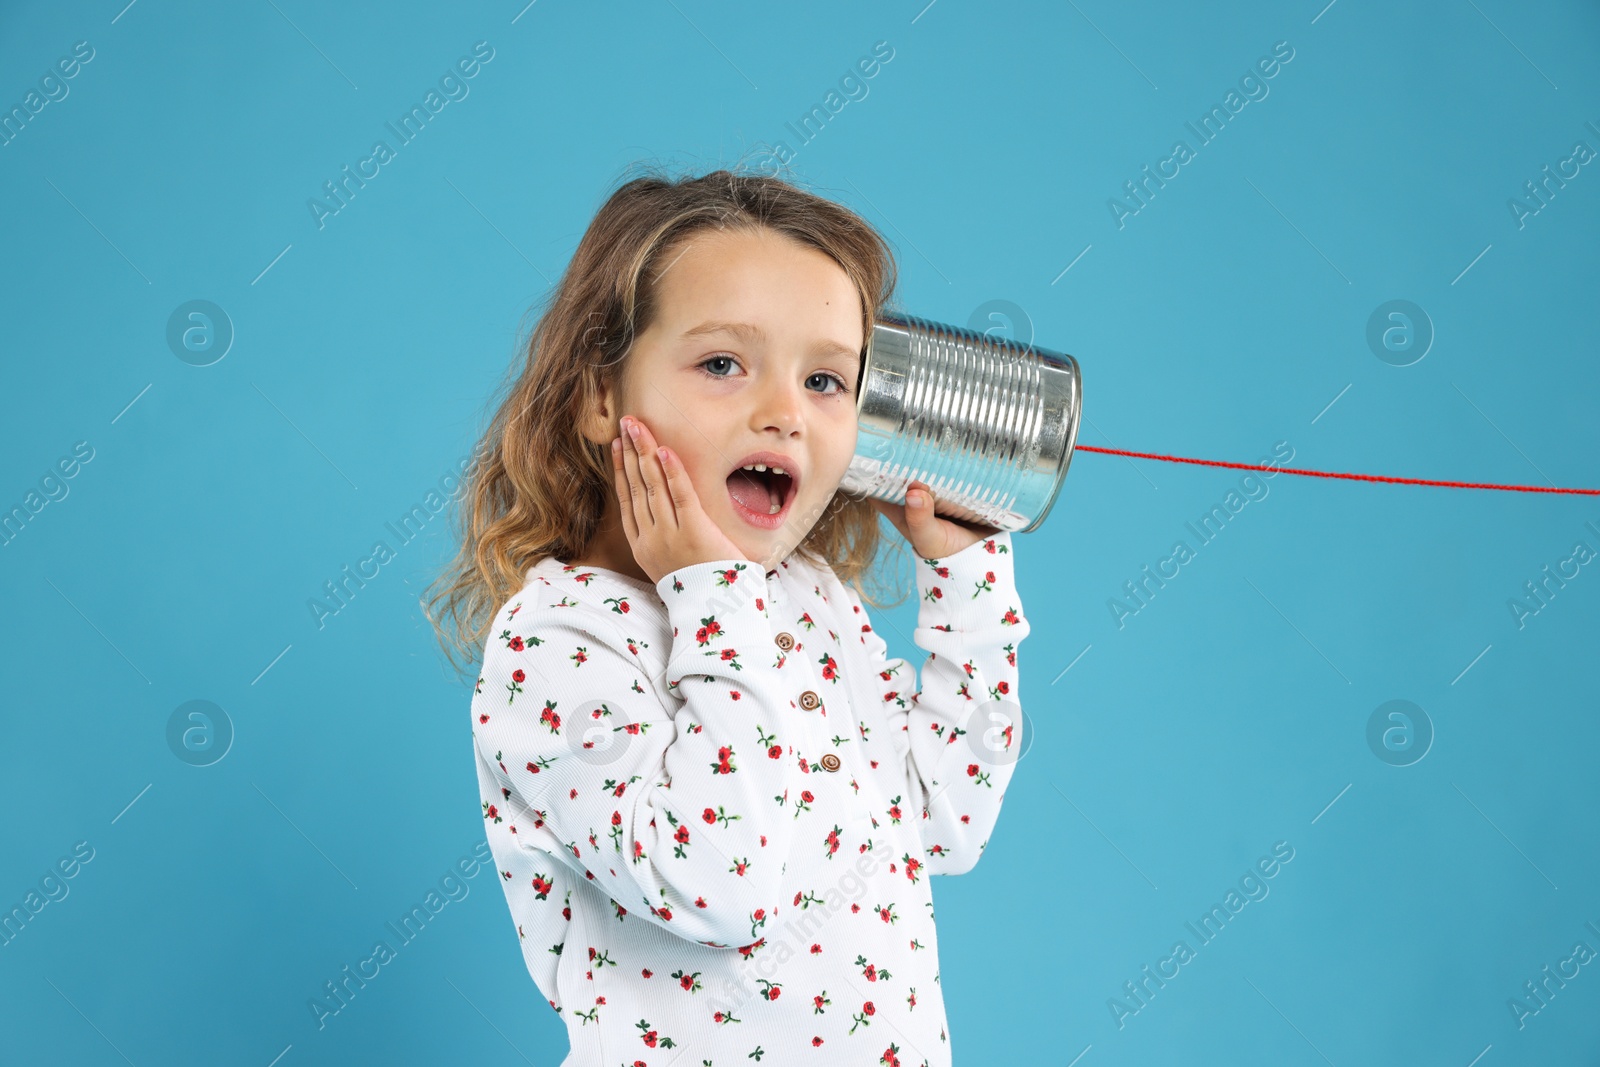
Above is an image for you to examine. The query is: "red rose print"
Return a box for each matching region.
[472,514,1028,1057]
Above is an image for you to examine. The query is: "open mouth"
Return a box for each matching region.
[726,458,798,529]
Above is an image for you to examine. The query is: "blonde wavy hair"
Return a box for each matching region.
[424,162,912,679]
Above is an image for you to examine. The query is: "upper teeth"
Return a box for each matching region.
[742,464,785,475]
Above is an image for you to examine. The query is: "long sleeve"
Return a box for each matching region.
[844,531,1029,875]
[472,558,809,952]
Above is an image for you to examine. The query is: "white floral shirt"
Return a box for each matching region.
[470,531,1029,1067]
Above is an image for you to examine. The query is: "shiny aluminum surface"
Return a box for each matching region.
[842,312,1082,534]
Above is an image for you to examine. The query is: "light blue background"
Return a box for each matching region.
[3,0,1598,1063]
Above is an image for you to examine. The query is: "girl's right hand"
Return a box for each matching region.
[613,414,750,585]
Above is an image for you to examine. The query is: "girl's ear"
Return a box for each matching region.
[577,373,621,447]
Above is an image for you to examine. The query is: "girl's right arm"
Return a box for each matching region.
[473,559,807,952]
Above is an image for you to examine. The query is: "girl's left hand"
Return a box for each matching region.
[868,479,1001,560]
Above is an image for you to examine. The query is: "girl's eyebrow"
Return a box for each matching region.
[680,319,859,362]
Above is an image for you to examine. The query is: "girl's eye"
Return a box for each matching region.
[694,356,849,396]
[806,372,849,395]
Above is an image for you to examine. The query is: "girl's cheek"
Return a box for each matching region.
[685,460,723,500]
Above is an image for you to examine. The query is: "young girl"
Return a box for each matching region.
[428,166,1031,1067]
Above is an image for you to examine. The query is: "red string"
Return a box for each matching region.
[1075,445,1599,496]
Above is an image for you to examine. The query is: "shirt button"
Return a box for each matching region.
[820,753,841,772]
[775,631,795,651]
[798,690,820,711]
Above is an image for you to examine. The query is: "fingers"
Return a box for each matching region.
[626,418,677,530]
[902,481,940,555]
[620,418,653,528]
[656,444,695,520]
[611,437,640,544]
[619,415,681,534]
[905,480,935,524]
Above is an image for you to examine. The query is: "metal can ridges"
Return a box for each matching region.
[843,311,1081,533]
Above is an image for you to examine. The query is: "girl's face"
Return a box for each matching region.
[598,225,865,571]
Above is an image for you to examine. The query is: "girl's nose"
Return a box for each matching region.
[753,378,806,435]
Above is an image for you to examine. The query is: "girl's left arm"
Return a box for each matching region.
[842,530,1030,876]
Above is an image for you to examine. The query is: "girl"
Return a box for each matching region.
[427,166,1031,1067]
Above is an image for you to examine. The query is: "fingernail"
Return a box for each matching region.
[627,422,640,439]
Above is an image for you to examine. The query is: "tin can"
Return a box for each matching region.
[841,312,1083,534]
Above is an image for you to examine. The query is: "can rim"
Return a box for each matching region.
[1020,353,1082,534]
[861,311,1083,535]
